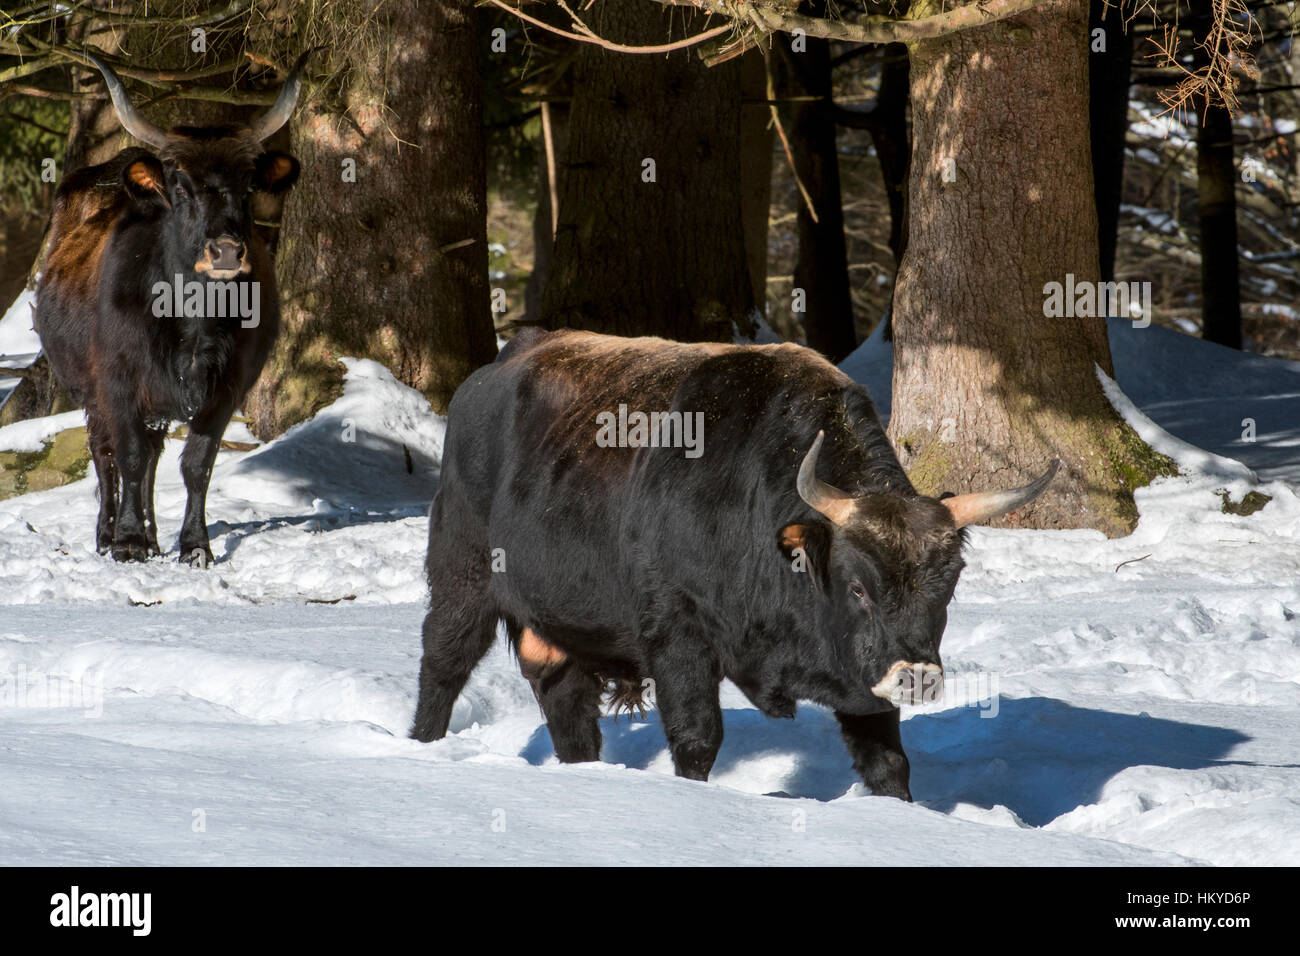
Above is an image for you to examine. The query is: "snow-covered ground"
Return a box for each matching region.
[1,310,1298,865]
[0,289,39,408]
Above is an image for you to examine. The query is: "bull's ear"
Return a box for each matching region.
[122,154,168,208]
[778,524,809,556]
[255,151,300,194]
[777,522,829,584]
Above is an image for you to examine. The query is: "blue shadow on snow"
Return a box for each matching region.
[520,696,1250,826]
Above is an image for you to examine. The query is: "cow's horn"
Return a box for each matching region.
[82,50,168,149]
[797,431,857,526]
[247,49,313,142]
[941,459,1061,528]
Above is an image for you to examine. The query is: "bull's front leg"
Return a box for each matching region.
[836,708,912,800]
[178,400,234,567]
[141,422,167,556]
[643,621,724,781]
[108,416,154,563]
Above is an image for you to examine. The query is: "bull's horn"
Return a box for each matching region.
[82,50,168,149]
[941,459,1061,528]
[797,431,857,526]
[247,49,313,142]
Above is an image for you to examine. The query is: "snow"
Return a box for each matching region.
[0,287,40,369]
[1096,366,1256,482]
[0,411,87,454]
[840,315,1300,484]
[1,306,1299,865]
[0,287,39,411]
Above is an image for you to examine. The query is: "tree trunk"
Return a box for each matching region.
[0,357,78,428]
[524,100,569,326]
[869,43,912,272]
[245,0,498,437]
[1192,0,1243,350]
[739,49,774,315]
[4,14,130,427]
[539,0,754,341]
[889,0,1173,537]
[834,41,911,340]
[1089,0,1132,283]
[776,2,856,362]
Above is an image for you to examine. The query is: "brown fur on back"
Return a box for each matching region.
[505,330,854,476]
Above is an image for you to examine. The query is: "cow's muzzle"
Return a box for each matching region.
[871,661,944,706]
[196,237,250,279]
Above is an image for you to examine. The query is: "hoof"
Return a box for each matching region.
[111,539,151,563]
[181,547,214,569]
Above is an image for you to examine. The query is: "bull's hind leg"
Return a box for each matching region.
[532,655,602,764]
[509,625,601,762]
[643,615,724,781]
[411,504,497,742]
[836,708,912,801]
[85,408,118,555]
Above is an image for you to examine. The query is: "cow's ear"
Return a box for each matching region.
[255,151,300,194]
[122,155,168,208]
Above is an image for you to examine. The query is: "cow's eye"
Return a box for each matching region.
[174,183,189,201]
[849,581,866,601]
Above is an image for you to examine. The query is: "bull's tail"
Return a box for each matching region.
[601,676,651,722]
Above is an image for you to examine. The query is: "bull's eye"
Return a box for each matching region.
[173,183,189,201]
[848,580,873,615]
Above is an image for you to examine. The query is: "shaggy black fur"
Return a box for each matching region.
[411,329,968,799]
[35,133,299,564]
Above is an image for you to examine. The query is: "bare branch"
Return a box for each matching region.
[651,0,1057,45]
[483,0,734,54]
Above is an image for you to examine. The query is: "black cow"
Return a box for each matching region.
[411,329,1058,799]
[34,51,307,565]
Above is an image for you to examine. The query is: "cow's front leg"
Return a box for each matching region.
[645,626,724,781]
[836,708,912,800]
[178,400,234,567]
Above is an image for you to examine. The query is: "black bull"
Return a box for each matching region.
[33,51,308,565]
[412,328,1058,799]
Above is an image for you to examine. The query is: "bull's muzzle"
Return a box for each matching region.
[871,661,944,706]
[196,238,250,280]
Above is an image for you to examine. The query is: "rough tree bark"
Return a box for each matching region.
[245,0,498,437]
[889,0,1174,537]
[539,0,754,340]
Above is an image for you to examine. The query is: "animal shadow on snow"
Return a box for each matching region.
[521,696,1249,826]
[201,430,438,561]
